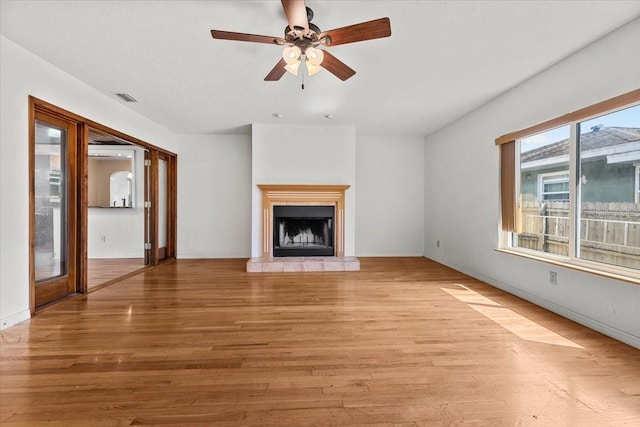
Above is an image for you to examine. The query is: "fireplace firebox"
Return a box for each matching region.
[273,205,334,257]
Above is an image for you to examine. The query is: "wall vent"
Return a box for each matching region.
[115,93,137,103]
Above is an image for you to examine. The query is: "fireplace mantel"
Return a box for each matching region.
[248,184,359,272]
[257,184,349,258]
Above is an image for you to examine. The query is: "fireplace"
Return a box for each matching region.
[256,184,349,259]
[247,185,359,272]
[273,205,334,257]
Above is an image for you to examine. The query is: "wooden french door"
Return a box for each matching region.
[30,97,177,306]
[146,151,175,264]
[157,153,171,261]
[31,111,78,309]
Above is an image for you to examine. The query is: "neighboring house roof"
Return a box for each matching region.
[521,126,640,163]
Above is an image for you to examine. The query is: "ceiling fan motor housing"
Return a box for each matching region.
[284,24,323,53]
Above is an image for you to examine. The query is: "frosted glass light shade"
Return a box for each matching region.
[305,47,324,76]
[285,61,300,76]
[282,46,301,64]
[306,47,324,66]
[306,62,322,76]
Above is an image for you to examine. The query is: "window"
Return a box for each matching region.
[498,89,640,279]
[539,172,570,201]
[577,106,640,270]
[514,126,570,256]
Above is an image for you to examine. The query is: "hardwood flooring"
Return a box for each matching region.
[87,258,146,291]
[1,258,639,426]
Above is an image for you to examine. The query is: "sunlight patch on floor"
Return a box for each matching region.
[442,284,583,349]
[441,286,502,307]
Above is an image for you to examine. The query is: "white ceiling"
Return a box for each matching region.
[2,1,639,137]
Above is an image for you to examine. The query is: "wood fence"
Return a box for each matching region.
[516,201,640,269]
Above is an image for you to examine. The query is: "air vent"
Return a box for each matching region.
[115,93,137,103]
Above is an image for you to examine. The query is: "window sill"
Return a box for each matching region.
[495,248,640,286]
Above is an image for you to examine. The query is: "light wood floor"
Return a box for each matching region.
[87,258,146,291]
[1,258,639,426]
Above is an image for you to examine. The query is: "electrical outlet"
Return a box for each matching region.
[101,235,106,242]
[549,271,558,285]
[437,240,440,248]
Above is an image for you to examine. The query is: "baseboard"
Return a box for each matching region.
[425,256,640,350]
[1,309,30,330]
[176,253,251,259]
[354,253,426,258]
[89,254,144,259]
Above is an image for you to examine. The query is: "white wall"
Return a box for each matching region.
[176,134,252,258]
[356,135,425,256]
[176,129,427,259]
[424,18,640,348]
[87,209,145,258]
[0,36,177,329]
[251,124,357,258]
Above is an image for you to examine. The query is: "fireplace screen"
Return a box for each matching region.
[273,205,334,257]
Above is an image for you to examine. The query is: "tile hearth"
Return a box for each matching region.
[247,256,360,273]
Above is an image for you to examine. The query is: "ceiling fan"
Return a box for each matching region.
[211,0,391,82]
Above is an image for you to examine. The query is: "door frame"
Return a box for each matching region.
[29,97,177,313]
[29,110,79,310]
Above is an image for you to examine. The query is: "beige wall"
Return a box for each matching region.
[88,158,132,207]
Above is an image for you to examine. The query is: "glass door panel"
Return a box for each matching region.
[158,157,168,257]
[34,121,67,280]
[33,112,77,308]
[144,150,151,265]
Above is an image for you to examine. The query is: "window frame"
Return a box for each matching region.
[497,89,640,284]
[635,164,640,204]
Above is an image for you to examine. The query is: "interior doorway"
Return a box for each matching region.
[86,128,149,291]
[29,97,177,312]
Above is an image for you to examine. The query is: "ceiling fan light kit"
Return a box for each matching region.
[282,46,302,75]
[305,47,324,76]
[210,0,391,82]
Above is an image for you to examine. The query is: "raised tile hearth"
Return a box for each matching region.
[247,256,360,273]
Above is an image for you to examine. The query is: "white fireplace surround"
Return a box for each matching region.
[246,184,360,272]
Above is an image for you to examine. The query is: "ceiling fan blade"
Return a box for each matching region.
[322,17,391,46]
[321,51,355,81]
[265,59,288,81]
[281,0,309,32]
[211,30,284,45]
